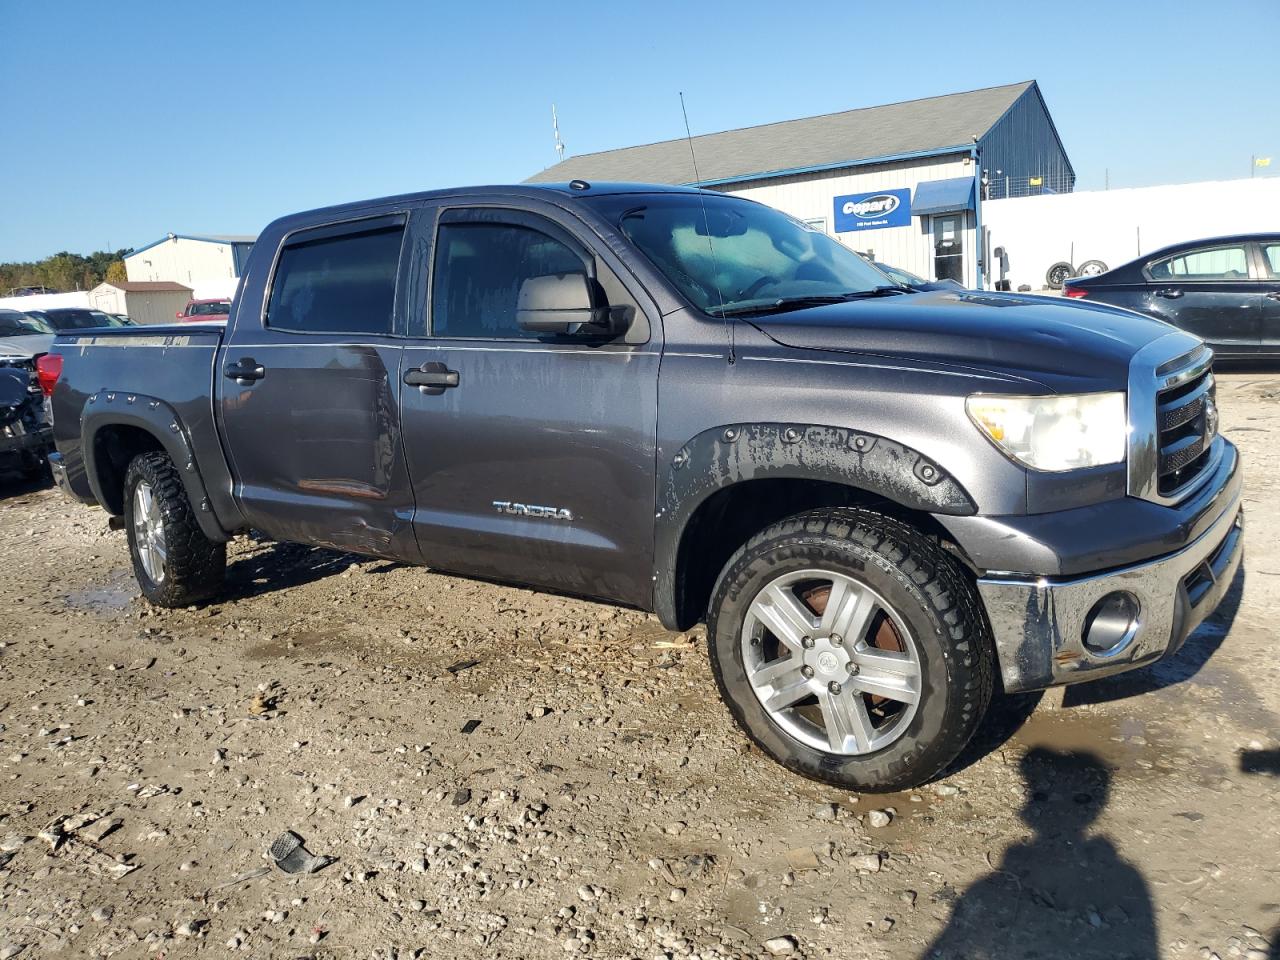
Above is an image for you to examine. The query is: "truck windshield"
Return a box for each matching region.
[604,193,899,316]
[189,301,230,316]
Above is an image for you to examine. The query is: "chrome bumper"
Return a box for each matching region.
[48,450,71,494]
[977,487,1244,693]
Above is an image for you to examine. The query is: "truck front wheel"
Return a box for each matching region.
[123,451,226,607]
[707,508,993,792]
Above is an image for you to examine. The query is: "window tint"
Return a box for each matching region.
[267,224,404,334]
[431,222,585,338]
[45,309,106,330]
[1264,243,1280,277]
[1148,245,1249,281]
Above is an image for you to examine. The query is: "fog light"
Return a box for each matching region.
[1082,592,1140,655]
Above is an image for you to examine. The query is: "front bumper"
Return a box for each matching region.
[976,481,1243,693]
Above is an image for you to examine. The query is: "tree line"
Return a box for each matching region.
[1,249,132,296]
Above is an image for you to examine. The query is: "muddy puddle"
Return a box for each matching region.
[64,569,136,614]
[1011,707,1178,778]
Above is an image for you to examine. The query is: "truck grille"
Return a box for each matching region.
[1156,364,1215,496]
[1128,335,1220,507]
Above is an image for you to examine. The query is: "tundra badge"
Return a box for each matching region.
[492,501,574,521]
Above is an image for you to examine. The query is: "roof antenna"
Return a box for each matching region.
[551,104,566,161]
[679,91,734,365]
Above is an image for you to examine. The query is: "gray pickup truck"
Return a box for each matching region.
[46,183,1243,791]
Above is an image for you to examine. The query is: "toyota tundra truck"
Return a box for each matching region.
[43,183,1243,791]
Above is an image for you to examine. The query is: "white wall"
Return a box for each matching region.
[0,291,91,312]
[984,177,1280,290]
[125,237,239,287]
[191,277,239,300]
[717,153,980,286]
[88,285,127,314]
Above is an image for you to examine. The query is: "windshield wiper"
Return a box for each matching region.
[840,285,914,299]
[708,287,911,318]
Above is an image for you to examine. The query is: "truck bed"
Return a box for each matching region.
[49,323,242,538]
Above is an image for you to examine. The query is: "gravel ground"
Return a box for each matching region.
[0,371,1277,960]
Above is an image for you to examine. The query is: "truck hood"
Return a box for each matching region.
[748,290,1179,393]
[0,334,55,359]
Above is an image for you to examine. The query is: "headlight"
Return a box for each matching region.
[966,392,1126,471]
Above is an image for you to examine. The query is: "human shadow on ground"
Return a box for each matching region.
[922,747,1157,960]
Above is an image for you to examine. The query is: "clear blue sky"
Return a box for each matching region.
[1,0,1276,262]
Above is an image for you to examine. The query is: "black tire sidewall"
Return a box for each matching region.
[1046,262,1074,289]
[709,524,983,792]
[122,450,227,607]
[123,455,169,603]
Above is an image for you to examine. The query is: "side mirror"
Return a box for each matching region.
[176,310,184,319]
[516,273,611,335]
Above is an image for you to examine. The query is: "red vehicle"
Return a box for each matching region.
[177,298,232,322]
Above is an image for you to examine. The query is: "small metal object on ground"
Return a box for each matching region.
[207,865,271,893]
[460,719,481,734]
[446,659,480,674]
[269,831,335,875]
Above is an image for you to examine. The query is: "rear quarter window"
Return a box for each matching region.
[1147,245,1249,281]
[266,222,405,335]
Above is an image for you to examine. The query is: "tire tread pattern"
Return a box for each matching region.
[707,506,993,792]
[124,451,226,607]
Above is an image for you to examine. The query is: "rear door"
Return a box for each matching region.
[1142,242,1261,356]
[1257,240,1280,354]
[398,203,661,607]
[218,213,419,558]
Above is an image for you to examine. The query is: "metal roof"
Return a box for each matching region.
[125,234,258,258]
[527,82,1037,186]
[98,281,192,293]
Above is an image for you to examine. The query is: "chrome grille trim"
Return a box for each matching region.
[1127,333,1221,506]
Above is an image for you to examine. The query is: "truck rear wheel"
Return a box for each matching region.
[123,451,226,607]
[706,508,993,792]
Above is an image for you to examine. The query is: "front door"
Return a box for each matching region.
[1142,242,1261,356]
[932,214,964,283]
[398,204,661,607]
[218,214,419,558]
[1258,240,1280,353]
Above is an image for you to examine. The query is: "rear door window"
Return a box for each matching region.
[267,218,406,335]
[1262,243,1280,279]
[1148,245,1250,281]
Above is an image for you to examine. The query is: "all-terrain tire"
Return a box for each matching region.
[123,451,226,607]
[707,507,994,793]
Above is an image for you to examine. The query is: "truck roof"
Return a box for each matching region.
[269,182,708,232]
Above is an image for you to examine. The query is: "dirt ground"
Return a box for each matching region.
[0,372,1277,960]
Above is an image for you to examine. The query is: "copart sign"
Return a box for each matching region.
[833,188,912,232]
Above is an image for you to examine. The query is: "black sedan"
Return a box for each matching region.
[1063,234,1280,358]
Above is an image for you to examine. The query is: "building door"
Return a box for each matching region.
[932,215,964,283]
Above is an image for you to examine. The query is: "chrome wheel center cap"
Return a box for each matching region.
[815,650,842,675]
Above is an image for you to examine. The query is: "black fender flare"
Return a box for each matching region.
[81,391,230,543]
[653,422,977,628]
